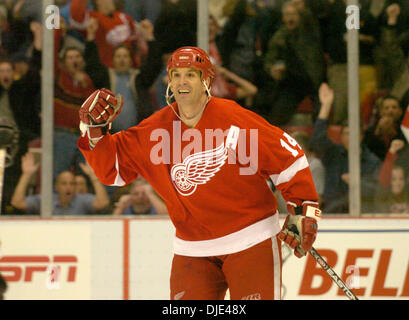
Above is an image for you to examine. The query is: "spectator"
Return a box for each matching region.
[0,117,20,214]
[84,16,162,130]
[53,44,95,175]
[10,52,29,80]
[289,0,321,36]
[0,0,35,58]
[11,153,110,215]
[323,0,379,124]
[375,165,409,213]
[209,0,230,29]
[153,0,197,56]
[310,83,381,213]
[259,1,325,126]
[70,0,152,68]
[216,0,261,82]
[32,21,96,177]
[363,95,405,160]
[0,3,11,58]
[273,130,326,213]
[112,178,168,216]
[375,1,409,97]
[379,139,406,187]
[120,0,162,25]
[152,0,197,109]
[74,161,102,196]
[0,117,19,210]
[0,27,41,214]
[208,15,258,107]
[8,0,42,22]
[253,1,283,59]
[0,58,40,144]
[0,273,7,300]
[0,115,18,160]
[74,172,89,194]
[59,0,92,49]
[379,104,409,187]
[291,131,325,204]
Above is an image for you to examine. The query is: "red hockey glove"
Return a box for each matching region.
[79,88,123,145]
[278,205,321,258]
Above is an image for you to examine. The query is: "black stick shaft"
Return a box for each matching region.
[309,247,359,300]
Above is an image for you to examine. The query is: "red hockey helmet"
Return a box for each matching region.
[167,47,215,83]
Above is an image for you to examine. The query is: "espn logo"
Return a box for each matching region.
[0,255,77,286]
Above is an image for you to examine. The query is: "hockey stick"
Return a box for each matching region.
[309,247,359,300]
[286,224,359,300]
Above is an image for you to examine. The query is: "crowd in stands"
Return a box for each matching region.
[0,0,408,215]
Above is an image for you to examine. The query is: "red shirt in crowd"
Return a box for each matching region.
[70,0,148,67]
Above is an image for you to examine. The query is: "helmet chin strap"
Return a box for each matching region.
[166,79,212,122]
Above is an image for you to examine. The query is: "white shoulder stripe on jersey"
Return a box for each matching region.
[111,153,126,187]
[269,155,309,186]
[302,200,319,206]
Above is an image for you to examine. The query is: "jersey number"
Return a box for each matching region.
[280,132,300,157]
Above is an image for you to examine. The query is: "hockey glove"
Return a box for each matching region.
[79,88,123,145]
[278,205,321,258]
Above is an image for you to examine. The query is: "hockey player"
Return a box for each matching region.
[77,46,321,300]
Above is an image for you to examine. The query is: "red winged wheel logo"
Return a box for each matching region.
[171,142,228,196]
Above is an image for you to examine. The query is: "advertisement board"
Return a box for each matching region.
[281,219,409,300]
[0,222,91,299]
[0,219,123,299]
[0,217,408,300]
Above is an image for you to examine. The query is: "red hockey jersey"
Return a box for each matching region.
[78,97,319,256]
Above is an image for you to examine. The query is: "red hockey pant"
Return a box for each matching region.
[170,236,282,300]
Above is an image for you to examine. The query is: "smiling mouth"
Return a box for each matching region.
[178,89,190,95]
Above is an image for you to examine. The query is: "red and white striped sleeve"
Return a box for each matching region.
[257,123,319,215]
[77,129,142,186]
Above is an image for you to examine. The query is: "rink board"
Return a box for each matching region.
[0,217,408,300]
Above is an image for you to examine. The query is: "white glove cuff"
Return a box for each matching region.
[305,206,322,222]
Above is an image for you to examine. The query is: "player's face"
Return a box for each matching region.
[56,172,76,202]
[391,167,405,195]
[170,68,207,106]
